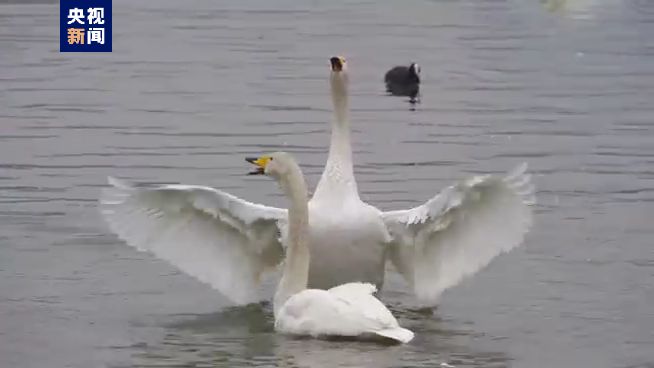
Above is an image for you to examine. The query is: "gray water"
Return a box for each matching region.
[1,0,653,367]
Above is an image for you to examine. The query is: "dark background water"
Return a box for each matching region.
[1,0,653,367]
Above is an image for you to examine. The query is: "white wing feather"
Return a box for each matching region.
[327,281,377,299]
[382,163,535,305]
[99,177,287,305]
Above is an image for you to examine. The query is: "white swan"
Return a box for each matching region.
[246,152,413,343]
[100,56,534,306]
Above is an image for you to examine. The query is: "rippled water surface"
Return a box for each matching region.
[1,0,653,367]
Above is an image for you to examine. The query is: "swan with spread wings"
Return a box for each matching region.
[100,56,534,306]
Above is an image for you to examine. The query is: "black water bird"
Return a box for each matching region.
[384,63,421,102]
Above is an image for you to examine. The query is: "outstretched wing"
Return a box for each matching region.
[382,163,535,305]
[99,177,287,305]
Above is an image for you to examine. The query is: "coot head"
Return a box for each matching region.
[408,63,421,83]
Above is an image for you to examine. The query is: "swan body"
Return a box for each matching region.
[247,152,413,343]
[305,197,389,290]
[276,284,413,343]
[100,56,534,307]
[303,57,390,289]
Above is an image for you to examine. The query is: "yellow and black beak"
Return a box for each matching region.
[330,56,345,72]
[245,156,271,175]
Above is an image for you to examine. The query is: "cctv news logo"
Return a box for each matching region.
[60,0,112,52]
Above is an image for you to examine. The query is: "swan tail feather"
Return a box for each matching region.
[373,327,414,343]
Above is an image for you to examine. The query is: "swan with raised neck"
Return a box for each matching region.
[245,152,414,344]
[313,56,359,201]
[246,153,310,316]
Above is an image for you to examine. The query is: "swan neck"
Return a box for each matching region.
[329,73,351,164]
[327,113,353,171]
[314,73,358,199]
[332,79,348,126]
[273,166,310,318]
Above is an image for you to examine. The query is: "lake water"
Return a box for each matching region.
[1,0,653,367]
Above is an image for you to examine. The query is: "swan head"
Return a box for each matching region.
[329,56,347,80]
[330,56,347,72]
[245,152,296,180]
[329,56,349,92]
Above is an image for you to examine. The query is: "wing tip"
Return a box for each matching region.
[504,162,537,205]
[100,177,134,209]
[107,176,133,189]
[505,162,528,180]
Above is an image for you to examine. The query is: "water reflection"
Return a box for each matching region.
[129,303,510,368]
[541,0,600,19]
